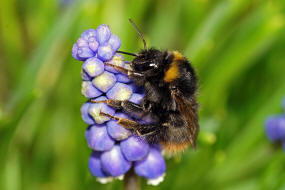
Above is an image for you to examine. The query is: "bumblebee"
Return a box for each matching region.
[92,19,199,154]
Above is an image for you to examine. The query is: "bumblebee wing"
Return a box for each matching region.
[172,92,199,149]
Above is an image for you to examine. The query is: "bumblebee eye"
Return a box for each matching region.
[133,61,158,72]
[149,63,158,69]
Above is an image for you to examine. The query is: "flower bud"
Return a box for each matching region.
[101,145,131,177]
[77,46,95,60]
[88,36,99,52]
[265,116,283,141]
[81,29,97,41]
[77,37,89,47]
[108,34,121,52]
[116,74,131,83]
[88,151,109,178]
[105,53,125,73]
[134,147,166,179]
[92,71,116,92]
[85,125,115,151]
[80,103,94,125]
[88,96,115,124]
[106,82,133,101]
[81,81,102,98]
[121,136,149,161]
[82,57,104,78]
[277,116,285,139]
[97,44,114,61]
[81,69,92,81]
[106,113,132,140]
[96,24,111,44]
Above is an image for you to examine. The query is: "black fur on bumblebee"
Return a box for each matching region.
[91,20,199,154]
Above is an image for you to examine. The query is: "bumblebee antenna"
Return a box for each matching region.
[129,18,147,49]
[116,50,137,56]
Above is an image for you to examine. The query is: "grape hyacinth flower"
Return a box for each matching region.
[265,97,285,151]
[72,24,166,186]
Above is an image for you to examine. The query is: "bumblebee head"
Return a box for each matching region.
[131,49,164,73]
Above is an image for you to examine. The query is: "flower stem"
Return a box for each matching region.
[124,168,141,190]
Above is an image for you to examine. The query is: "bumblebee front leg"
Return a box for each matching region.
[91,99,146,118]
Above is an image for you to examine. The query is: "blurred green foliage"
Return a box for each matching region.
[0,0,285,189]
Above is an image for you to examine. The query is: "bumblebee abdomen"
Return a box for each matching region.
[161,141,191,155]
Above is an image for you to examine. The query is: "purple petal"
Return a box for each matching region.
[106,82,133,101]
[108,34,121,52]
[81,69,92,81]
[97,44,114,61]
[77,46,95,60]
[88,151,109,178]
[88,96,115,124]
[265,116,282,141]
[92,71,116,92]
[81,29,97,41]
[134,147,166,179]
[116,74,131,83]
[81,81,102,98]
[80,102,94,125]
[88,36,99,52]
[129,93,144,104]
[105,53,125,73]
[277,116,285,139]
[96,24,111,44]
[85,125,115,151]
[106,113,132,140]
[121,136,150,161]
[72,43,82,61]
[101,145,132,177]
[82,57,104,77]
[77,37,89,47]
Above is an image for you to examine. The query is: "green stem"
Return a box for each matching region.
[124,169,141,190]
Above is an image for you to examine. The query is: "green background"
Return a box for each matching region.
[1,0,285,189]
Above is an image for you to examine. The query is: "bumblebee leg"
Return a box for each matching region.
[100,112,138,129]
[104,62,144,77]
[91,99,146,118]
[100,111,159,138]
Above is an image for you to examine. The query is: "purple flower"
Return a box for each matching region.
[97,44,114,61]
[82,57,104,78]
[101,145,132,177]
[81,81,102,98]
[88,96,115,124]
[121,136,150,161]
[106,82,133,101]
[80,102,94,125]
[134,147,166,180]
[85,125,115,151]
[73,24,166,185]
[108,34,121,52]
[106,113,132,140]
[265,116,281,142]
[92,71,117,92]
[265,97,285,153]
[96,24,111,45]
[105,53,125,73]
[277,116,285,139]
[88,151,109,178]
